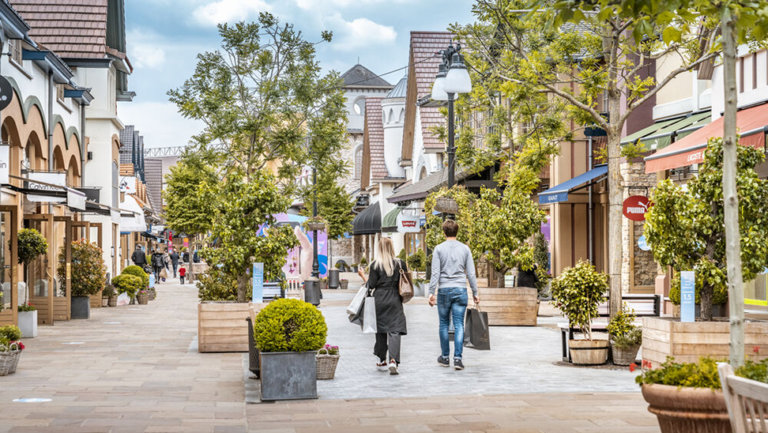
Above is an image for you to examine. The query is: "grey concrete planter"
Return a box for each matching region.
[70,296,91,320]
[259,351,317,401]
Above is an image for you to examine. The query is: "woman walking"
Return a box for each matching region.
[358,238,408,375]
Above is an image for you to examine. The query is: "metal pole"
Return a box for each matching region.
[312,164,319,278]
[447,92,455,188]
[588,136,593,264]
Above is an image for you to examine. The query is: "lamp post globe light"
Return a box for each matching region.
[432,42,472,189]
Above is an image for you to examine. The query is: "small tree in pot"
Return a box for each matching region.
[607,306,642,366]
[551,260,609,365]
[58,240,106,320]
[15,228,47,335]
[253,298,327,401]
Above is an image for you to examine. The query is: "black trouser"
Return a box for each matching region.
[180,275,185,284]
[153,266,162,282]
[374,332,401,364]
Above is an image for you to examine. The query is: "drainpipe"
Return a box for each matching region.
[79,102,85,187]
[48,71,53,171]
[588,135,593,264]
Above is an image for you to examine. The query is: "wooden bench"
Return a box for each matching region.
[262,281,284,301]
[559,294,661,362]
[719,362,768,433]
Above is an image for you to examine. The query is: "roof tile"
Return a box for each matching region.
[364,98,388,180]
[411,31,453,150]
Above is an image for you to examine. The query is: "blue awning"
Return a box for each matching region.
[538,165,608,204]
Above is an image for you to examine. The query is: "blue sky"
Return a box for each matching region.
[117,0,475,149]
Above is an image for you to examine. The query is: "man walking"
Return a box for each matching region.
[428,219,479,371]
[151,249,164,282]
[169,249,180,278]
[131,245,147,268]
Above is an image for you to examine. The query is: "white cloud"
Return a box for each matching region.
[118,102,205,149]
[131,44,166,69]
[192,0,272,26]
[327,14,396,51]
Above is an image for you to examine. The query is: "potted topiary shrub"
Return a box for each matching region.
[551,260,609,365]
[607,306,642,366]
[635,356,768,433]
[58,240,106,320]
[253,298,327,401]
[111,274,142,304]
[15,228,47,331]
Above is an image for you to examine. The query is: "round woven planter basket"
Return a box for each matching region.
[316,354,340,380]
[611,343,640,366]
[137,292,150,305]
[0,348,21,376]
[108,295,118,307]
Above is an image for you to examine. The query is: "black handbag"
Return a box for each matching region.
[464,307,491,350]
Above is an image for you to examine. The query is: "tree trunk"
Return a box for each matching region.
[495,269,505,288]
[606,129,623,318]
[236,273,248,303]
[700,284,713,321]
[722,8,745,367]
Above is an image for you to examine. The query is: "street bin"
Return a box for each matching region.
[328,269,340,289]
[304,279,321,306]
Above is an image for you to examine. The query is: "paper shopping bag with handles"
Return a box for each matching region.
[362,294,377,334]
[464,307,490,350]
[346,284,367,317]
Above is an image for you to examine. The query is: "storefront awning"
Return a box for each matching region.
[353,202,381,235]
[119,195,147,233]
[388,167,471,203]
[645,103,768,173]
[382,206,401,233]
[639,111,711,151]
[621,116,683,146]
[538,165,608,204]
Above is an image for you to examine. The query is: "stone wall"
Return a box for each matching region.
[620,161,658,293]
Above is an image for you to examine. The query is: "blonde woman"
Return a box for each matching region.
[359,238,408,375]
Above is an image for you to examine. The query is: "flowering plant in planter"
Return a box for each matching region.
[17,303,35,312]
[317,344,339,355]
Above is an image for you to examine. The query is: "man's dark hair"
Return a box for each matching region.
[442,219,459,237]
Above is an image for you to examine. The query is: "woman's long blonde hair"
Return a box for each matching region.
[374,237,396,277]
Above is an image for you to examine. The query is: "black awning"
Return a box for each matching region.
[353,202,381,235]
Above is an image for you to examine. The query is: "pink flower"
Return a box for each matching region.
[629,363,637,372]
[753,346,760,354]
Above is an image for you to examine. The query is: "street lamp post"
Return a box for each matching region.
[312,164,319,278]
[431,42,472,189]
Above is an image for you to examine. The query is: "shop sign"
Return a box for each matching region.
[67,188,86,210]
[0,76,13,111]
[119,176,137,194]
[397,212,420,233]
[26,172,66,203]
[637,235,651,251]
[622,195,650,221]
[680,271,695,323]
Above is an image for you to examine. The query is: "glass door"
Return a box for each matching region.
[0,207,17,326]
[26,214,53,325]
[52,216,71,321]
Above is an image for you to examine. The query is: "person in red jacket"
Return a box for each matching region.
[179,267,186,285]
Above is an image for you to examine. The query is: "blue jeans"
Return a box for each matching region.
[438,287,468,359]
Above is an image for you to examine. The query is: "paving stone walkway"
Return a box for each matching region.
[0,279,660,433]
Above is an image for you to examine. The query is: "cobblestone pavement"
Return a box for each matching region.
[0,279,659,432]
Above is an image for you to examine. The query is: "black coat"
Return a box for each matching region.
[170,252,179,265]
[366,260,407,335]
[131,250,147,266]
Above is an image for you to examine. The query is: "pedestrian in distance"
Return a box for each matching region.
[358,237,408,375]
[169,249,180,278]
[151,249,164,283]
[131,245,147,267]
[428,219,479,371]
[179,266,186,285]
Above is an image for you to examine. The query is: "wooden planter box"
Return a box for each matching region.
[198,302,267,353]
[478,287,538,326]
[642,317,768,366]
[89,289,103,308]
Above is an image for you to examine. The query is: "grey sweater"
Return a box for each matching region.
[429,240,478,296]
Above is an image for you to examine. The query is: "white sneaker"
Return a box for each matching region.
[388,360,399,375]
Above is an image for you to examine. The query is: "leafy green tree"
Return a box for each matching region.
[201,169,298,302]
[644,139,768,321]
[163,145,219,239]
[469,0,720,315]
[57,240,106,297]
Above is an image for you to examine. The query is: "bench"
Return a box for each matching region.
[262,281,284,301]
[559,294,661,362]
[719,363,768,432]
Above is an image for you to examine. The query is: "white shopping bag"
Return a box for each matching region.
[346,284,367,316]
[116,293,130,306]
[362,295,377,334]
